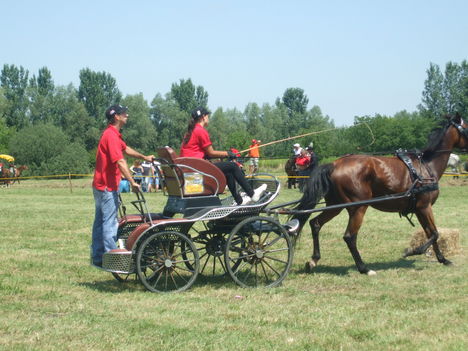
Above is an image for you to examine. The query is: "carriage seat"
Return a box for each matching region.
[156,146,227,197]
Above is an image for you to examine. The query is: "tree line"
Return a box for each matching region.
[0,60,467,176]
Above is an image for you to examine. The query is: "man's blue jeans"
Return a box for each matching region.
[91,188,119,264]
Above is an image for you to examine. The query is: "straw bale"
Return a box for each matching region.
[409,228,461,256]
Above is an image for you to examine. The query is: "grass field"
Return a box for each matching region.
[0,177,467,351]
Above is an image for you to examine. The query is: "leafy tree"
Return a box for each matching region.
[245,102,263,136]
[0,118,14,153]
[0,87,8,120]
[460,70,468,117]
[169,78,208,114]
[121,93,157,153]
[209,108,247,151]
[420,63,445,119]
[32,67,54,96]
[47,142,90,175]
[8,123,71,175]
[352,111,436,155]
[0,64,29,128]
[260,104,286,157]
[420,61,468,119]
[78,68,122,122]
[277,88,309,137]
[150,93,188,149]
[282,87,309,115]
[29,67,56,124]
[50,85,99,150]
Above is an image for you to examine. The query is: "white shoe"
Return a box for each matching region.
[251,184,267,203]
[241,194,252,205]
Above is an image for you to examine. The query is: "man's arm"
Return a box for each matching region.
[117,158,140,193]
[125,146,154,162]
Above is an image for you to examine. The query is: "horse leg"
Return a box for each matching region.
[343,206,375,275]
[305,208,343,272]
[404,206,452,265]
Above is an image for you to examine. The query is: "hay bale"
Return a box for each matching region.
[409,228,461,257]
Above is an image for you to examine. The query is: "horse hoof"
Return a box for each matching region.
[443,260,453,266]
[304,261,316,273]
[367,270,377,276]
[402,248,412,257]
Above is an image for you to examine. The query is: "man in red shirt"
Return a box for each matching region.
[91,104,154,268]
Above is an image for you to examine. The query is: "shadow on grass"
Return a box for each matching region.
[295,257,418,276]
[79,272,234,293]
[79,276,143,293]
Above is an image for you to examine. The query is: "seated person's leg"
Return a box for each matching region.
[214,161,266,204]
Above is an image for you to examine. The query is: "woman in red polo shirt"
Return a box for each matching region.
[180,107,266,205]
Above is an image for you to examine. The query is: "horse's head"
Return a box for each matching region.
[448,113,468,149]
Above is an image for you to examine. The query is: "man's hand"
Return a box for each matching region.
[144,155,155,162]
[131,181,141,193]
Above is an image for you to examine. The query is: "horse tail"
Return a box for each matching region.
[296,163,334,210]
[290,163,334,232]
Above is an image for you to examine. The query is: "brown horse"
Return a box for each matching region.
[284,156,298,189]
[293,114,468,275]
[0,168,12,187]
[11,165,28,184]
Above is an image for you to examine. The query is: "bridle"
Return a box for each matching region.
[451,118,468,140]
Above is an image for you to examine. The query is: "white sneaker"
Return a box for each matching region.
[251,184,267,202]
[241,194,252,205]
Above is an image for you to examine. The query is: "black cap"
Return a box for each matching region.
[105,104,128,120]
[191,107,211,119]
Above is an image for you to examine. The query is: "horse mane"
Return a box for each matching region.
[421,114,459,161]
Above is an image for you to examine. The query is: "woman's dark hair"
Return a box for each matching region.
[182,107,210,145]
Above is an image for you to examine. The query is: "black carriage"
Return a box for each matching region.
[97,147,296,292]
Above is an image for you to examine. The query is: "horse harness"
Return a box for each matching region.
[451,118,468,139]
[395,149,439,225]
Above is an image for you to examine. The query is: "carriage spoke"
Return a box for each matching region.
[173,267,189,284]
[262,235,283,248]
[212,253,216,276]
[264,247,289,254]
[137,231,199,293]
[150,270,163,288]
[260,260,270,281]
[172,265,195,274]
[263,254,289,265]
[169,271,180,290]
[225,217,293,288]
[262,258,282,278]
[217,255,227,273]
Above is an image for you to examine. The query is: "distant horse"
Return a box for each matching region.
[11,165,28,184]
[293,114,468,275]
[447,153,461,173]
[0,168,13,187]
[284,156,298,189]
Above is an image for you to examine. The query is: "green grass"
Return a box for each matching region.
[0,177,467,351]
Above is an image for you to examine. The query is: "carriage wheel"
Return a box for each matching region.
[225,216,293,288]
[136,231,199,293]
[182,225,242,277]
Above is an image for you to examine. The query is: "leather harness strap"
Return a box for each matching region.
[395,149,439,224]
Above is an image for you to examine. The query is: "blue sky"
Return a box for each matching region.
[1,0,467,126]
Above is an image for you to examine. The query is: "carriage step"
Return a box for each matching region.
[283,219,300,235]
[102,249,135,273]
